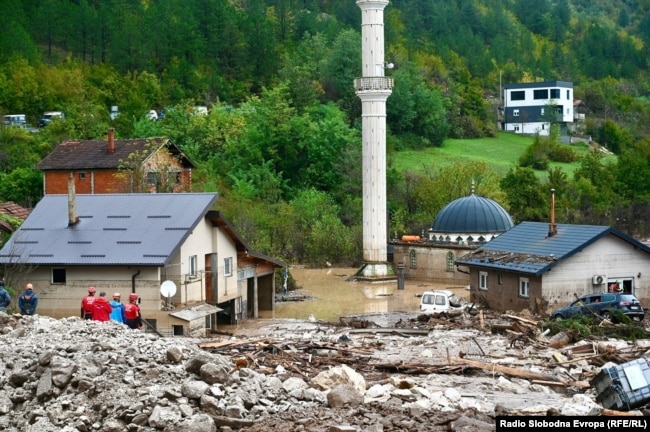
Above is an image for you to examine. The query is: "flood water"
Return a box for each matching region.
[259,267,469,322]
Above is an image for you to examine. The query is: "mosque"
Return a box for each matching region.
[390,186,514,286]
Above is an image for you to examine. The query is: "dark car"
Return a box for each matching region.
[550,293,644,321]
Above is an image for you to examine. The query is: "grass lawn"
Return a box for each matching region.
[389,132,610,179]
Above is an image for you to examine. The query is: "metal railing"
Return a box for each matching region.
[354,77,394,92]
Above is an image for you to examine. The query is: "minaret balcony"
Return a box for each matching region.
[354,77,394,92]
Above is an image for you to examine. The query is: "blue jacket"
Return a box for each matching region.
[0,287,10,308]
[109,300,126,323]
[19,290,38,315]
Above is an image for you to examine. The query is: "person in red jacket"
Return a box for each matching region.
[124,293,142,330]
[81,287,97,319]
[92,291,112,322]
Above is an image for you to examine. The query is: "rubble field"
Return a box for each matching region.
[0,307,648,432]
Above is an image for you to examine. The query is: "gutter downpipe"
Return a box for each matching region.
[131,269,162,337]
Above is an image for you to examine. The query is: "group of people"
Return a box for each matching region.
[0,282,142,330]
[81,287,142,329]
[0,281,39,315]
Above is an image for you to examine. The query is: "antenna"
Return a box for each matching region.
[160,280,177,310]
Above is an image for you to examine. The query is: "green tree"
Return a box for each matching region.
[500,166,547,222]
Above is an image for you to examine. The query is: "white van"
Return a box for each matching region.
[419,290,464,314]
[3,114,27,127]
[38,111,65,127]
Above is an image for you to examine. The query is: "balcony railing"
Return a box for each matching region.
[354,77,394,92]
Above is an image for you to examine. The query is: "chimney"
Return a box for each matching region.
[548,189,557,237]
[68,172,79,226]
[108,128,115,153]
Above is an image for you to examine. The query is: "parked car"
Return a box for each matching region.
[550,293,644,321]
[3,114,27,127]
[420,290,466,314]
[38,111,65,127]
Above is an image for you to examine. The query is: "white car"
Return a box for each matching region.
[419,290,465,314]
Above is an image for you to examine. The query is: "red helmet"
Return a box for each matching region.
[88,287,96,294]
[128,293,138,301]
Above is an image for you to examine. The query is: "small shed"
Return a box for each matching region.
[169,303,223,337]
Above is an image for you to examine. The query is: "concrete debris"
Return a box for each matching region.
[0,310,649,431]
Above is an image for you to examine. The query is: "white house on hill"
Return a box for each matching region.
[503,81,573,137]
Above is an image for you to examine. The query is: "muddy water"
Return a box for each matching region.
[259,267,469,322]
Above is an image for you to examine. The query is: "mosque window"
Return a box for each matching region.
[446,252,454,272]
[478,236,485,243]
[409,249,417,269]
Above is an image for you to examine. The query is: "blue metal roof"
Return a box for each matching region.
[0,193,218,266]
[455,222,650,276]
[432,194,514,233]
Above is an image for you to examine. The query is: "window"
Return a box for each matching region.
[188,255,197,277]
[566,90,570,99]
[52,268,66,284]
[224,257,233,277]
[173,325,184,336]
[479,271,488,290]
[498,273,503,285]
[409,249,417,268]
[510,91,525,101]
[534,89,548,99]
[79,172,86,180]
[513,109,519,117]
[446,252,454,272]
[550,89,560,99]
[519,277,529,297]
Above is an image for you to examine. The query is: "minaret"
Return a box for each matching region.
[354,0,394,279]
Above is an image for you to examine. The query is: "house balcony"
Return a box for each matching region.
[354,77,394,92]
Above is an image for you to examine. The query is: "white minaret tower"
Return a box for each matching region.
[354,0,394,279]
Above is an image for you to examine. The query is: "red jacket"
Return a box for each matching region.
[125,302,141,320]
[92,297,112,322]
[81,295,96,318]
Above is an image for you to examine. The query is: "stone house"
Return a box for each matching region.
[454,222,650,314]
[0,192,285,336]
[36,129,194,194]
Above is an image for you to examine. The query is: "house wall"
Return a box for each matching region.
[467,234,650,314]
[43,166,191,195]
[44,170,127,194]
[11,266,161,319]
[468,270,543,312]
[391,244,472,286]
[541,234,650,312]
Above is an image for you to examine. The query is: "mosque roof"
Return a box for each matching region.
[432,193,514,234]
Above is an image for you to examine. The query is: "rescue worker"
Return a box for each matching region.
[81,287,97,319]
[0,280,11,313]
[18,283,38,315]
[124,293,142,330]
[109,293,126,323]
[92,291,112,322]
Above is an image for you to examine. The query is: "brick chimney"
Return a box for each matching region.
[548,189,557,237]
[108,128,115,153]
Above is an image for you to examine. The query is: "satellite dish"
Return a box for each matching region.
[160,280,177,297]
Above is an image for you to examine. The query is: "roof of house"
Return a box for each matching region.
[455,222,650,276]
[170,303,223,321]
[35,137,194,170]
[0,201,31,220]
[0,193,219,266]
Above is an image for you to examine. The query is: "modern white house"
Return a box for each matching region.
[502,81,573,137]
[0,192,285,336]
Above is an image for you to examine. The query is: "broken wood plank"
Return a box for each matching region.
[502,314,538,326]
[450,357,564,383]
[348,328,429,336]
[601,408,644,416]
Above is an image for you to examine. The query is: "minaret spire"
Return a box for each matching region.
[354,0,394,279]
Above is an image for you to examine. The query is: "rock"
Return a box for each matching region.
[166,346,184,364]
[327,384,364,408]
[311,365,366,395]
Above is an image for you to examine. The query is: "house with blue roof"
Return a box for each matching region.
[454,222,650,314]
[0,191,285,336]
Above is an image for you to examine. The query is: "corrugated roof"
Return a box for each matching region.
[0,193,218,266]
[169,303,222,321]
[35,137,194,170]
[455,222,650,276]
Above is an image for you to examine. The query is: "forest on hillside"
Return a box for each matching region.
[0,0,649,265]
